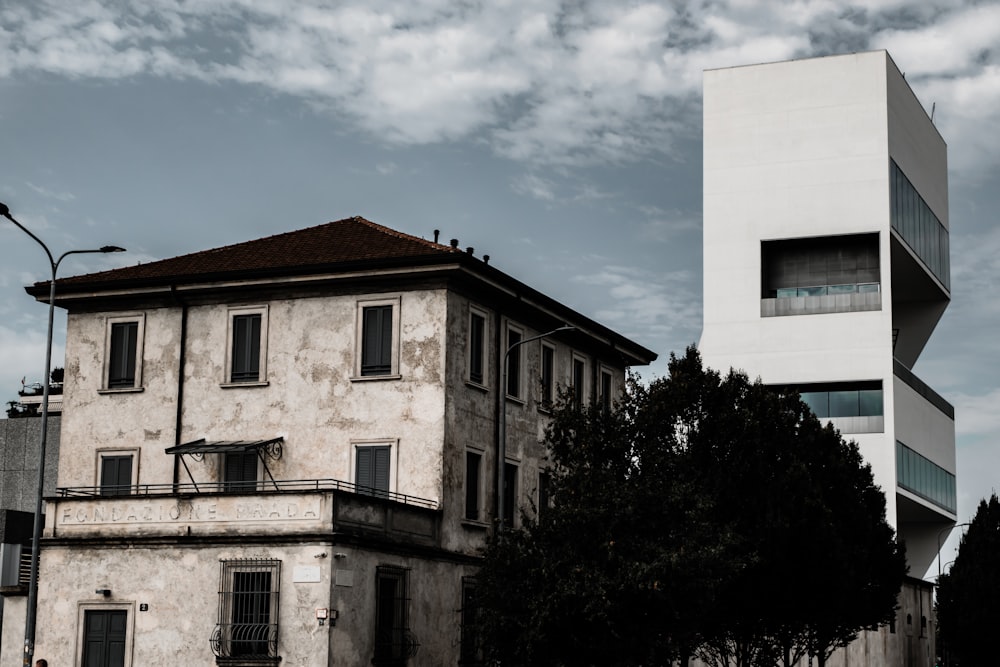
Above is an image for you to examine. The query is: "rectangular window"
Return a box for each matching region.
[100,455,133,497]
[224,450,258,492]
[465,451,482,521]
[108,322,138,389]
[374,565,411,667]
[356,298,400,378]
[214,559,280,661]
[459,577,482,665]
[502,462,518,527]
[231,314,262,382]
[506,327,522,398]
[469,310,486,385]
[600,369,613,412]
[82,609,128,667]
[572,356,586,406]
[103,315,144,391]
[226,306,268,385]
[538,471,551,519]
[540,344,554,408]
[362,305,393,376]
[356,445,391,497]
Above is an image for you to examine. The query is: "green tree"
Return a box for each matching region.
[476,347,905,666]
[937,494,1000,666]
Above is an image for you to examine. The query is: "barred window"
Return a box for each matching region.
[212,559,280,663]
[374,565,417,666]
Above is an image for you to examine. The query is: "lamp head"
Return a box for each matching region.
[100,246,127,253]
[0,201,9,217]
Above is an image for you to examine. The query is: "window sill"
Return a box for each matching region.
[465,380,489,393]
[504,394,526,406]
[220,381,270,389]
[98,387,145,395]
[461,519,490,531]
[350,374,401,382]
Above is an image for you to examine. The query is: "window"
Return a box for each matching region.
[356,445,391,497]
[540,344,555,408]
[224,450,258,492]
[795,381,884,418]
[502,462,518,527]
[890,159,950,289]
[103,315,144,391]
[538,471,551,519]
[465,451,482,521]
[572,356,586,406]
[356,298,400,378]
[82,609,128,667]
[469,309,487,385]
[761,234,880,299]
[374,565,413,666]
[599,369,614,412]
[459,577,482,665]
[100,454,134,497]
[213,559,280,662]
[896,441,956,513]
[505,326,522,398]
[226,306,268,385]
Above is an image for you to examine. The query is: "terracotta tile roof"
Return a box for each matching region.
[53,216,462,288]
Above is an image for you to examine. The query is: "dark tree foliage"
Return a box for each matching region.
[937,494,1000,666]
[476,346,905,667]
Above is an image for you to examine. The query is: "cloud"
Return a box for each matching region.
[2,0,999,171]
[26,181,76,202]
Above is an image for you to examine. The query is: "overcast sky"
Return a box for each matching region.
[2,0,998,576]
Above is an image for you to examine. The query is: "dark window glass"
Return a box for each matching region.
[761,234,880,298]
[600,371,613,411]
[356,446,391,496]
[224,450,258,492]
[83,609,127,667]
[540,346,554,407]
[460,577,482,665]
[231,314,262,382]
[465,451,481,521]
[374,565,410,667]
[506,329,521,397]
[362,305,393,376]
[538,471,550,519]
[572,358,585,406]
[502,462,517,527]
[469,312,485,384]
[108,321,138,388]
[100,455,133,496]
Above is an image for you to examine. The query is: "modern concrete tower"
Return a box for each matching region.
[700,51,955,659]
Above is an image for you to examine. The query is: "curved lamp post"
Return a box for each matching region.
[1,202,125,667]
[936,522,971,581]
[497,324,575,534]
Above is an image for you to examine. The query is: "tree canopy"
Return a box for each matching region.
[476,346,905,667]
[937,493,1000,666]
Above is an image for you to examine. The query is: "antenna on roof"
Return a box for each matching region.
[931,102,936,122]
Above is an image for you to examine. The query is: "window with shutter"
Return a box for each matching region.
[356,445,391,496]
[362,306,393,376]
[100,455,133,496]
[225,306,268,385]
[102,314,144,391]
[224,451,258,492]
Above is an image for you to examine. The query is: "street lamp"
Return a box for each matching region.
[497,324,576,533]
[936,522,971,580]
[0,202,125,667]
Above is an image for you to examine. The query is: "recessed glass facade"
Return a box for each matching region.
[796,382,883,419]
[890,160,950,290]
[761,234,880,298]
[896,441,956,513]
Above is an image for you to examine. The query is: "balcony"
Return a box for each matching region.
[47,480,441,547]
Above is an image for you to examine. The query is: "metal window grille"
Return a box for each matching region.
[212,559,280,661]
[374,565,418,666]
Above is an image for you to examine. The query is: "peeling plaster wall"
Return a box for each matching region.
[59,290,448,502]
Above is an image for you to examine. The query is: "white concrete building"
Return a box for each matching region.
[1,217,655,666]
[700,51,954,666]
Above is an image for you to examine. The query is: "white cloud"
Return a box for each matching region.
[2,0,998,171]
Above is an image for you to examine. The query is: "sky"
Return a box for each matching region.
[1,0,998,577]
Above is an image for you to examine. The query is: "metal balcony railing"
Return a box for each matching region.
[55,478,438,510]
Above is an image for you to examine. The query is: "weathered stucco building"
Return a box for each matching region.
[0,217,655,666]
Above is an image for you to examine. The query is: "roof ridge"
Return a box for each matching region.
[348,216,461,253]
